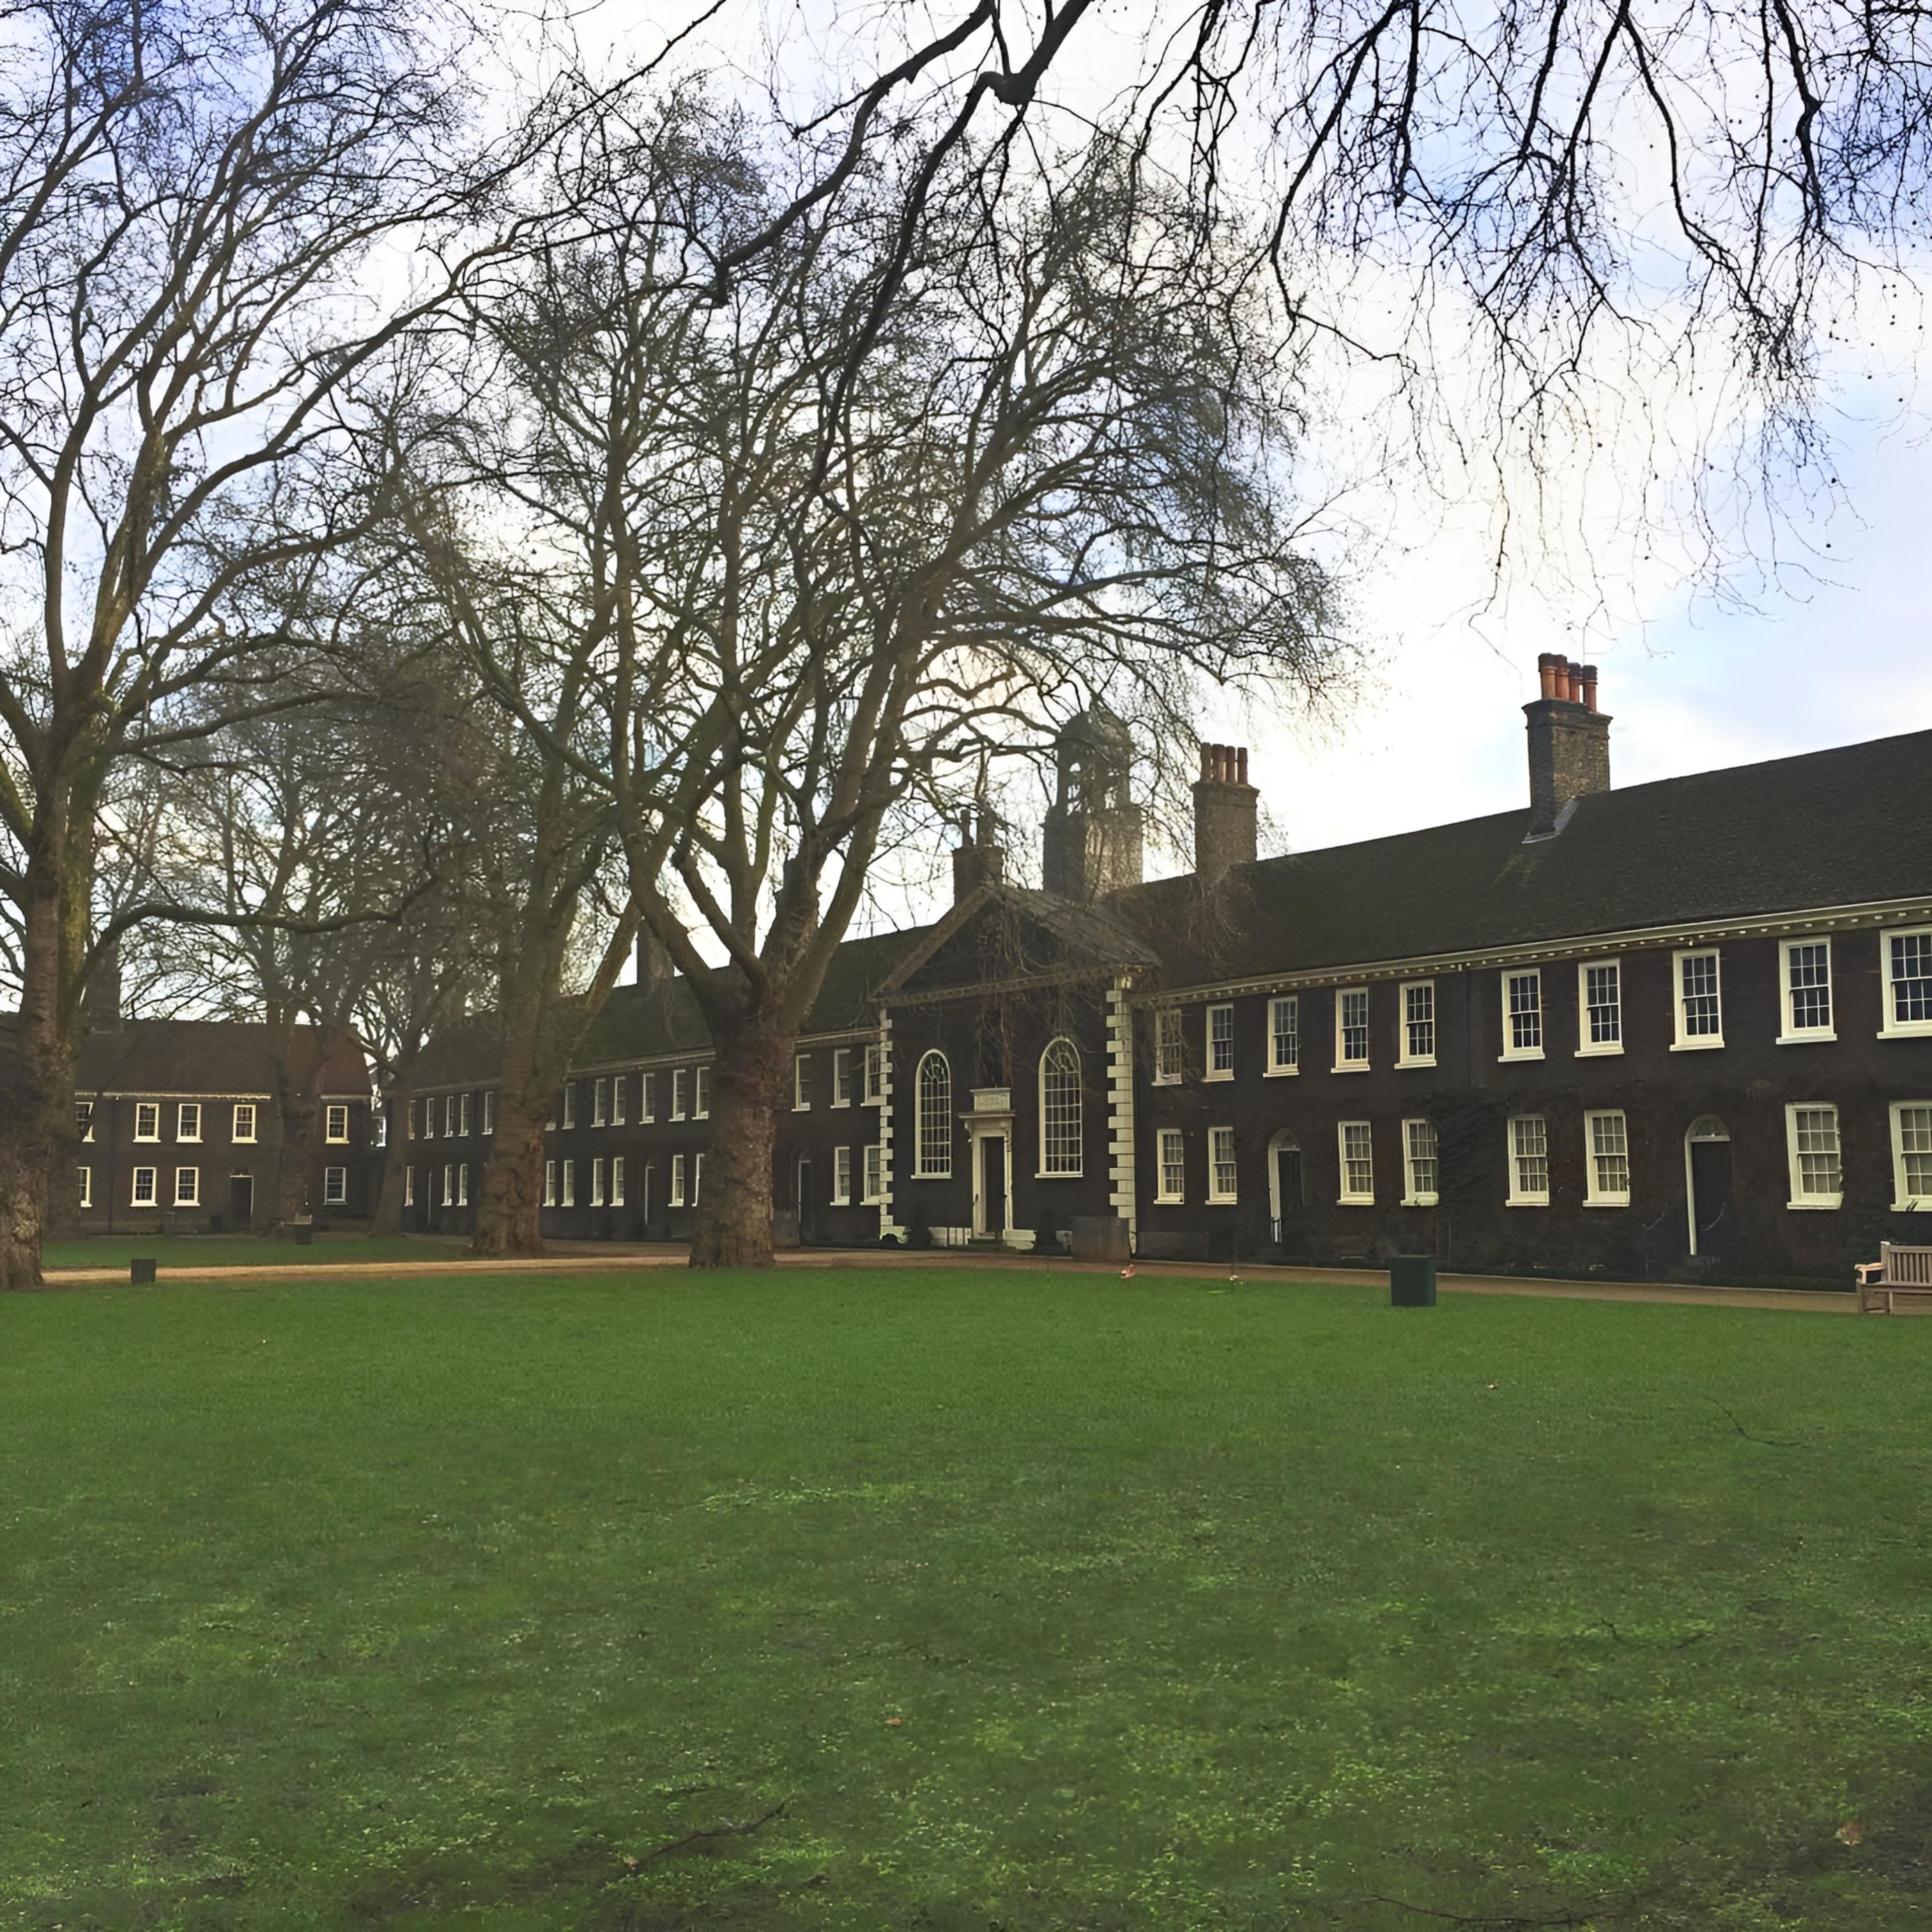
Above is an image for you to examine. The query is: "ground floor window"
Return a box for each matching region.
[77,1166,92,1208]
[1403,1118,1439,1205]
[611,1156,626,1206]
[131,1166,156,1206]
[561,1158,576,1208]
[1508,1115,1549,1205]
[670,1154,686,1207]
[455,1164,468,1208]
[591,1157,606,1207]
[324,1166,347,1206]
[833,1146,852,1205]
[174,1167,199,1208]
[1338,1121,1374,1203]
[693,1153,704,1203]
[441,1164,454,1207]
[1786,1103,1842,1209]
[1156,1129,1185,1203]
[1208,1126,1237,1202]
[1584,1110,1630,1205]
[863,1144,883,1204]
[405,1166,416,1208]
[543,1160,556,1207]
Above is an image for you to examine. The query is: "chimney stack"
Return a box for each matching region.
[1192,742,1258,888]
[951,804,1007,903]
[83,937,122,1030]
[1524,654,1611,840]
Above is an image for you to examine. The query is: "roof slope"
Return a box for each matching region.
[74,1020,370,1095]
[1124,726,1932,985]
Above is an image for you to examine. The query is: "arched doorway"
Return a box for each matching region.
[1267,1130,1303,1246]
[1684,1115,1736,1258]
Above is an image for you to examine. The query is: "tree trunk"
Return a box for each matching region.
[266,1026,319,1230]
[368,1082,411,1236]
[469,985,549,1257]
[689,1016,789,1268]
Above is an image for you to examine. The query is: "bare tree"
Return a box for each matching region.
[0,0,512,1286]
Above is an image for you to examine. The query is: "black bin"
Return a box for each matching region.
[130,1258,157,1285]
[1390,1254,1437,1307]
[293,1225,313,1246]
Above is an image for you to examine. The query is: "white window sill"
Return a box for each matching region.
[233,1140,257,1147]
[695,1114,710,1122]
[1401,1193,1439,1208]
[1263,1065,1300,1078]
[1207,1194,1238,1206]
[1153,1193,1183,1205]
[1506,1196,1550,1209]
[1890,1198,1931,1213]
[134,1139,159,1147]
[1775,1031,1836,1046]
[831,1099,852,1109]
[1035,1171,1084,1181]
[1582,1197,1630,1209]
[1395,1057,1437,1071]
[1499,1049,1545,1064]
[1670,1038,1725,1052]
[1878,1023,1932,1039]
[1336,1196,1374,1208]
[1203,1070,1234,1083]
[1152,1075,1183,1088]
[909,1172,952,1182]
[1575,1042,1624,1058]
[1330,1063,1371,1076]
[1785,1197,1843,1211]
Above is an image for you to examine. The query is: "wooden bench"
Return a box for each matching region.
[1856,1242,1932,1313]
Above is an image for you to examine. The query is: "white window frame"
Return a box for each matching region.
[1507,1114,1550,1206]
[1500,969,1544,1062]
[671,1069,688,1120]
[1397,981,1436,1069]
[669,1153,686,1207]
[1880,927,1932,1038]
[1037,1037,1084,1177]
[863,1042,887,1105]
[610,1077,626,1126]
[1671,948,1725,1051]
[561,1082,578,1130]
[1266,996,1299,1076]
[1401,1117,1439,1206]
[76,1099,95,1143]
[694,1066,711,1119]
[444,1094,458,1138]
[561,1158,576,1208]
[640,1071,657,1122]
[325,1103,350,1145]
[77,1165,92,1208]
[1778,938,1835,1044]
[371,1108,387,1148]
[1153,1008,1184,1084]
[833,1145,853,1205]
[1333,989,1371,1073]
[1337,1120,1374,1204]
[1583,1109,1631,1206]
[173,1166,199,1208]
[1206,1125,1238,1202]
[482,1088,497,1135]
[1575,959,1624,1057]
[833,1049,854,1107]
[593,1078,608,1127]
[427,1097,441,1139]
[1889,1102,1932,1212]
[863,1143,884,1203]
[441,1163,453,1207]
[1205,1004,1235,1080]
[693,1152,704,1202]
[591,1156,606,1207]
[456,1092,471,1137]
[1785,1102,1843,1210]
[134,1102,159,1143]
[324,1166,348,1206]
[131,1165,157,1206]
[611,1156,627,1206]
[543,1159,556,1207]
[177,1102,202,1143]
[404,1166,416,1208]
[1156,1128,1186,1203]
[915,1051,952,1177]
[793,1055,812,1110]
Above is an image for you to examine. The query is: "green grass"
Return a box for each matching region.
[4,1270,1929,1931]
[41,1234,470,1273]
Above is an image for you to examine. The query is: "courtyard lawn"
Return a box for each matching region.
[4,1272,1929,1931]
[40,1234,471,1274]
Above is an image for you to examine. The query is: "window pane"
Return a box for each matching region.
[1787,942,1832,1031]
[1269,997,1299,1070]
[1891,933,1932,1024]
[1512,1116,1549,1198]
[1339,991,1369,1064]
[1404,983,1435,1060]
[1584,964,1622,1044]
[917,1054,951,1175]
[1040,1041,1082,1173]
[1506,973,1542,1052]
[1680,953,1722,1037]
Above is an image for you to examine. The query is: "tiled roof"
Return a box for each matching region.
[1121,726,1932,987]
[72,1020,370,1095]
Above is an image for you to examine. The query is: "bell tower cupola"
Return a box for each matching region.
[1041,706,1144,902]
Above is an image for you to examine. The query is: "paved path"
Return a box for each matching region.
[29,1242,1875,1313]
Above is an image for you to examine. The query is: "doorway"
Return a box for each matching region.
[976,1134,1008,1238]
[229,1174,255,1225]
[1684,1116,1736,1258]
[797,1158,815,1244]
[1266,1131,1303,1245]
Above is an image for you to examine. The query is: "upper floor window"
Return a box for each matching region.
[561,1081,578,1129]
[1039,1038,1083,1176]
[1889,1102,1932,1212]
[1398,982,1435,1067]
[610,1076,626,1126]
[671,1069,688,1120]
[176,1102,201,1142]
[916,1052,951,1176]
[1267,997,1299,1075]
[1785,1103,1842,1209]
[1156,1128,1186,1202]
[1673,949,1724,1049]
[134,1103,159,1143]
[1207,1125,1238,1202]
[794,1056,813,1111]
[443,1093,458,1137]
[1882,928,1932,1037]
[1779,939,1834,1041]
[640,1071,656,1122]
[325,1104,349,1144]
[75,1099,95,1143]
[1577,960,1623,1055]
[424,1096,439,1139]
[482,1088,497,1135]
[1206,1004,1234,1080]
[1402,1118,1439,1205]
[457,1092,472,1137]
[1154,1008,1184,1084]
[1583,1109,1631,1205]
[1334,989,1370,1071]
[863,1042,887,1104]
[371,1108,387,1148]
[593,1078,609,1126]
[1337,1120,1374,1203]
[833,1049,854,1106]
[1507,1115,1550,1205]
[694,1066,711,1119]
[1501,970,1543,1060]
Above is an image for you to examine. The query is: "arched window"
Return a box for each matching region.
[916,1052,952,1177]
[1039,1038,1083,1175]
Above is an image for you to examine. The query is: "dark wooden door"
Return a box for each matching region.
[230,1174,254,1224]
[981,1135,1007,1234]
[797,1160,814,1243]
[1690,1140,1737,1256]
